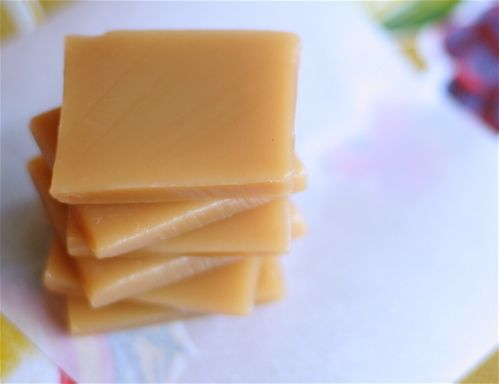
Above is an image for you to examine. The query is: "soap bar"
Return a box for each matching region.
[30,107,307,191]
[134,257,261,315]
[51,31,300,204]
[67,298,193,335]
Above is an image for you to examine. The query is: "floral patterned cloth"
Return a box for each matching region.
[445,5,499,132]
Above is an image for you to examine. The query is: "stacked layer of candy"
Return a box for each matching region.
[28,31,306,334]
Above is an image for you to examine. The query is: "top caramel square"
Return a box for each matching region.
[50,31,300,203]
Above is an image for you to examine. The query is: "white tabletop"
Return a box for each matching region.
[1,2,497,382]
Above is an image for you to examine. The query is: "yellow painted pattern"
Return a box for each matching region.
[0,314,34,379]
[0,0,69,41]
[395,33,426,71]
[0,3,17,40]
[460,349,499,384]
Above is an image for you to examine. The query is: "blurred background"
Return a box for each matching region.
[1,1,497,383]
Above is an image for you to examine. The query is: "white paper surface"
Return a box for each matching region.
[1,1,497,382]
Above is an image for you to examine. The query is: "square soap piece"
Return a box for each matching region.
[51,31,300,204]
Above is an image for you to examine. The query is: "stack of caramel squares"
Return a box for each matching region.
[28,31,306,335]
